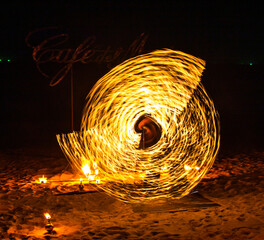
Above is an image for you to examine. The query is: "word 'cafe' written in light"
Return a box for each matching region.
[26,28,147,86]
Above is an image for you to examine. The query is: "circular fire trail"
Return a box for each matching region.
[57,49,220,203]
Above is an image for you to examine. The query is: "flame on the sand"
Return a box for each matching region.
[44,213,51,220]
[57,49,220,203]
[82,164,91,176]
[82,163,100,182]
[39,175,47,183]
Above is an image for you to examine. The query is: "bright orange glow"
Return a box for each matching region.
[82,164,91,176]
[39,175,47,183]
[44,213,51,219]
[184,165,192,171]
[81,162,100,182]
[57,49,220,203]
[162,165,167,171]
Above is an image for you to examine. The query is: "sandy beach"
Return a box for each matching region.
[0,148,263,240]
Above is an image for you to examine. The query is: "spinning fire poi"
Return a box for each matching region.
[57,49,220,203]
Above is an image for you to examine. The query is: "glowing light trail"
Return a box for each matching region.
[57,49,220,203]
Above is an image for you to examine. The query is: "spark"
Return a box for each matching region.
[82,164,91,177]
[184,165,192,171]
[39,175,47,183]
[44,213,51,220]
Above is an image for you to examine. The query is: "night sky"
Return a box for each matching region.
[1,1,264,153]
[1,1,264,63]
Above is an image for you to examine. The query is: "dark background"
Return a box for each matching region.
[1,0,264,155]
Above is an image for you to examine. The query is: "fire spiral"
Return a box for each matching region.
[57,49,220,203]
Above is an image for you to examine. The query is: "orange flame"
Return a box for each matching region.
[184,165,192,171]
[39,175,47,183]
[81,163,100,183]
[44,213,51,219]
[82,164,91,176]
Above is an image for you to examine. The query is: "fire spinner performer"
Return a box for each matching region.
[57,49,220,203]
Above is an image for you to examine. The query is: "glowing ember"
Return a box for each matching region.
[39,175,47,183]
[81,163,100,182]
[162,165,167,171]
[82,164,91,176]
[44,213,51,220]
[184,165,192,171]
[57,49,220,203]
